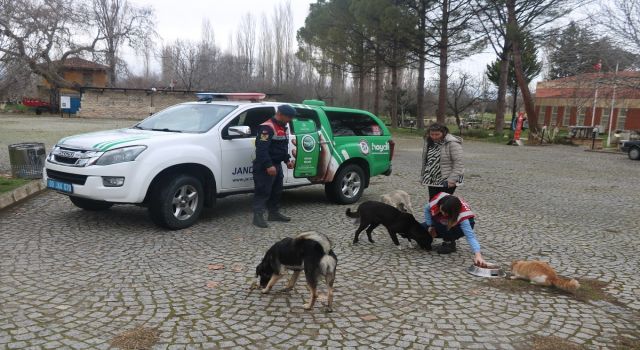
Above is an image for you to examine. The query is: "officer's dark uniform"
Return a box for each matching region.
[252,106,294,227]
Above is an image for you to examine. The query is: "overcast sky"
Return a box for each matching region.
[122,0,512,82]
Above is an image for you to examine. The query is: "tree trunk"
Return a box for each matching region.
[391,65,399,127]
[358,69,365,109]
[416,1,427,130]
[106,49,116,87]
[507,0,538,136]
[511,84,518,121]
[495,41,509,134]
[436,0,449,124]
[374,55,382,116]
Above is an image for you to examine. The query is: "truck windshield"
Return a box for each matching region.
[134,104,238,133]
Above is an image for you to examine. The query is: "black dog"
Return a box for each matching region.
[346,201,432,250]
[255,231,338,311]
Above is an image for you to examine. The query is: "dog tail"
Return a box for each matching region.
[295,231,332,254]
[319,252,337,275]
[345,208,360,218]
[549,276,580,292]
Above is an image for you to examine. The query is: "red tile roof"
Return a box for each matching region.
[536,71,640,99]
[58,57,108,71]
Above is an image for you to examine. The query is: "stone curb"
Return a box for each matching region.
[583,149,625,155]
[0,180,47,211]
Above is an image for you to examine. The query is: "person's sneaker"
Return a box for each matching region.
[253,213,268,228]
[268,211,291,222]
[437,241,457,254]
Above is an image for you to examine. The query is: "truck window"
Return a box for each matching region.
[292,108,321,132]
[325,111,383,136]
[222,107,275,138]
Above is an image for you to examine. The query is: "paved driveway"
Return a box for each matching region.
[1,138,639,349]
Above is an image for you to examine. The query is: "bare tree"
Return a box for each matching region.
[257,13,274,88]
[446,71,482,127]
[0,60,35,101]
[504,0,580,136]
[92,0,155,86]
[235,13,256,86]
[595,0,640,54]
[475,0,510,133]
[268,1,295,89]
[426,0,485,124]
[0,0,107,91]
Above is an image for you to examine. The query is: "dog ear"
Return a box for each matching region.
[398,202,406,212]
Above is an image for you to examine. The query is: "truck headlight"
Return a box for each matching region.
[95,146,146,165]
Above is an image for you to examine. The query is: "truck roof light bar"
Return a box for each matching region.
[196,92,266,102]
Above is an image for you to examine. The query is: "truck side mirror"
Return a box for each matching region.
[227,126,251,138]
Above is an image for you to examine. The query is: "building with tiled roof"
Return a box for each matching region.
[534,71,640,131]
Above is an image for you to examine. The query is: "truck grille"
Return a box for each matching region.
[53,155,79,165]
[46,169,88,185]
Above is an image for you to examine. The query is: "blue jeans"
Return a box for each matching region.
[431,218,475,242]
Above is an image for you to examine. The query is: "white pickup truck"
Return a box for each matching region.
[44,94,393,229]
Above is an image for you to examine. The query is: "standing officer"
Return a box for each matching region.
[252,104,296,228]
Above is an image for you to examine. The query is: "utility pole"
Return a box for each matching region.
[606,62,619,148]
[591,60,602,127]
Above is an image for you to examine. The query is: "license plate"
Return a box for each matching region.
[47,179,73,194]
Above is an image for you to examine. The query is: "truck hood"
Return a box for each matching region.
[57,128,188,151]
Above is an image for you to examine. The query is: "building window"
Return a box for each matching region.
[537,105,545,126]
[82,72,93,86]
[550,106,557,126]
[576,106,585,125]
[600,108,610,130]
[617,108,627,130]
[563,106,571,126]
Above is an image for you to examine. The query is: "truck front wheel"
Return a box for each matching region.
[325,164,365,204]
[629,147,640,160]
[149,174,204,230]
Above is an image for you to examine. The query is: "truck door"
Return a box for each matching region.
[219,106,275,191]
[291,118,320,178]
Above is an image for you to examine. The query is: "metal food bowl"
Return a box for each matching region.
[466,262,506,278]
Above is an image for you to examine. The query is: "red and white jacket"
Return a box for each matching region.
[428,192,475,226]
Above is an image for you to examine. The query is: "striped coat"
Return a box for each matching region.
[421,133,464,184]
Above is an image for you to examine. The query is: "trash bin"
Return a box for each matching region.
[8,142,46,179]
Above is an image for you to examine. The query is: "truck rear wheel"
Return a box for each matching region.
[149,174,204,230]
[69,196,113,211]
[325,164,365,204]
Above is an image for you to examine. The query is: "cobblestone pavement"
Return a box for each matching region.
[1,138,639,349]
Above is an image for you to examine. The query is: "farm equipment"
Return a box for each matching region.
[21,97,52,114]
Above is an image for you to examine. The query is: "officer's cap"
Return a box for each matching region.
[277,104,296,118]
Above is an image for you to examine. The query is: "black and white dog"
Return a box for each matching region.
[255,231,338,311]
[346,201,432,250]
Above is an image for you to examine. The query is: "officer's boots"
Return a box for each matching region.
[253,212,269,228]
[268,211,291,222]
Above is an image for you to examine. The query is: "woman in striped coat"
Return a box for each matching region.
[420,123,464,199]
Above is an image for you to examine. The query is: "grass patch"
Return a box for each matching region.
[1,103,30,113]
[526,335,585,350]
[485,277,622,305]
[614,335,640,350]
[0,177,30,194]
[111,325,159,350]
[388,127,424,138]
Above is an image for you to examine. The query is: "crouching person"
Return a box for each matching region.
[424,192,487,267]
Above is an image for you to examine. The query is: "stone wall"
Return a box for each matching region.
[76,89,197,119]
